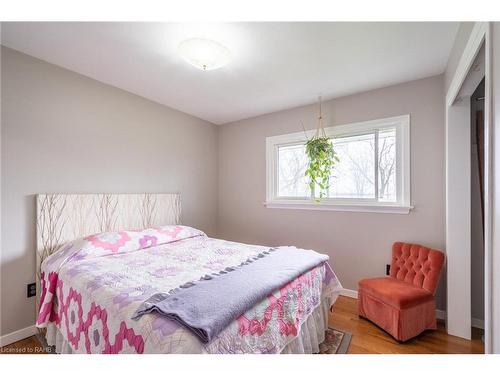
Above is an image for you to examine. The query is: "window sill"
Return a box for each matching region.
[263,200,414,214]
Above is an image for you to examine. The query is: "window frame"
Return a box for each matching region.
[265,115,412,214]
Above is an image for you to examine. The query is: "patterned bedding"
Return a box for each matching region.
[36,226,342,354]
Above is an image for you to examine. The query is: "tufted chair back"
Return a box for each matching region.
[390,242,445,295]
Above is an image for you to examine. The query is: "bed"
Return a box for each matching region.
[35,194,342,354]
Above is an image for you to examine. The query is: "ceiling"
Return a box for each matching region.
[1,22,458,124]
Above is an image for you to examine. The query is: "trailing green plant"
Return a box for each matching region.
[303,96,339,201]
[305,136,339,201]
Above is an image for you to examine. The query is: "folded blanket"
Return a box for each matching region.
[132,246,329,343]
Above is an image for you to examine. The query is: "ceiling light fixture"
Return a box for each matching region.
[178,38,232,71]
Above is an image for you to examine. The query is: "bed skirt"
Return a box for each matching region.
[46,324,75,354]
[45,297,332,354]
[280,298,330,354]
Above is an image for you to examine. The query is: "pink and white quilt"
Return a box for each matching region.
[36,225,342,354]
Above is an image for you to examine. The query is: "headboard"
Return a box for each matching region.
[35,193,181,307]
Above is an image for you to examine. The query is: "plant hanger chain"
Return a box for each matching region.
[315,95,327,139]
[304,95,339,201]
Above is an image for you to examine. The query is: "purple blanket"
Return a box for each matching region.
[132,246,329,343]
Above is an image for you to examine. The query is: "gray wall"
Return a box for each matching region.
[217,75,446,308]
[0,47,219,336]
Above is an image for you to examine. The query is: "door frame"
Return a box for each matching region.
[445,22,492,352]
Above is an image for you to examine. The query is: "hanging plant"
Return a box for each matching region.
[305,137,338,200]
[303,97,339,201]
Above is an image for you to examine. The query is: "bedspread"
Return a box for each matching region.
[36,226,342,353]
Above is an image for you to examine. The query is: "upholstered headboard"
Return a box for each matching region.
[35,193,181,307]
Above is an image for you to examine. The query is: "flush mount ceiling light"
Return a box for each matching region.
[178,38,232,71]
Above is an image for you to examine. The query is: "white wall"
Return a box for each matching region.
[491,21,500,354]
[0,47,219,336]
[446,98,472,339]
[217,75,447,309]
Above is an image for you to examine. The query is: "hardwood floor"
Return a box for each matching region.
[0,296,484,354]
[0,336,49,354]
[329,296,484,354]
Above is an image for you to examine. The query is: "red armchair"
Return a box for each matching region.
[358,242,445,342]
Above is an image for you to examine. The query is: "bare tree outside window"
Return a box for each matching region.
[278,144,310,197]
[330,133,375,199]
[377,129,397,202]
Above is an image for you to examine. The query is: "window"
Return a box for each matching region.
[266,115,411,213]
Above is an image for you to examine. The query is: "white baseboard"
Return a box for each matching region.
[340,288,358,299]
[340,289,485,330]
[0,325,37,347]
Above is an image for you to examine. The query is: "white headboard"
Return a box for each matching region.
[35,193,181,306]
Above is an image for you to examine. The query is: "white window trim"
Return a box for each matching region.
[265,115,413,214]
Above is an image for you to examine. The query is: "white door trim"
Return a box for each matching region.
[445,21,492,352]
[446,98,472,340]
[447,22,488,107]
[483,22,493,355]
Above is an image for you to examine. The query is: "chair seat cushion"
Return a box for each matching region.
[358,277,434,309]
